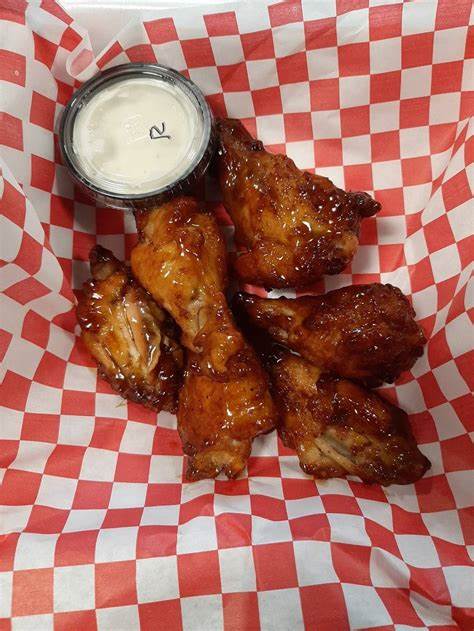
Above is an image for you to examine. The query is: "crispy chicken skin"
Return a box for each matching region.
[76,246,183,413]
[267,348,430,485]
[235,284,426,386]
[131,197,277,479]
[216,118,380,289]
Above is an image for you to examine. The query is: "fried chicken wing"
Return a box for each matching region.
[267,348,430,485]
[216,118,380,288]
[235,284,426,386]
[76,246,183,412]
[131,197,276,479]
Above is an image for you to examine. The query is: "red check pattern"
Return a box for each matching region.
[1,1,473,629]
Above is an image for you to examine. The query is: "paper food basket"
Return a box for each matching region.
[0,1,473,629]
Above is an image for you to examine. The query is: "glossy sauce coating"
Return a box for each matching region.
[235,283,426,386]
[268,348,430,485]
[217,118,380,289]
[131,197,277,479]
[76,245,183,412]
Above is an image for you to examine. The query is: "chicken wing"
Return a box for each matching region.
[267,348,430,485]
[76,246,183,412]
[131,197,276,479]
[235,283,426,386]
[216,118,380,288]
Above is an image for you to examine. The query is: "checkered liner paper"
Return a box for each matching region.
[0,0,473,628]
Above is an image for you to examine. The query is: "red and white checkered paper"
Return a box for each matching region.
[1,0,473,628]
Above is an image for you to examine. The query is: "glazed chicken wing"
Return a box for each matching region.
[235,284,426,386]
[131,197,276,479]
[267,348,430,485]
[76,246,183,412]
[217,118,380,289]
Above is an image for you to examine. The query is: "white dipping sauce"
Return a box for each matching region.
[73,77,204,195]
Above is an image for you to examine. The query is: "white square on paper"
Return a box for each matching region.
[63,509,106,533]
[402,1,436,35]
[141,505,180,526]
[273,22,305,58]
[148,455,183,483]
[342,584,392,629]
[357,499,393,531]
[285,496,324,520]
[433,27,468,64]
[223,92,255,118]
[342,135,371,166]
[286,141,314,170]
[376,216,406,244]
[3,338,44,380]
[411,285,437,320]
[11,614,54,631]
[447,471,473,509]
[252,516,292,546]
[395,534,440,568]
[400,66,432,99]
[80,448,118,481]
[445,313,472,360]
[432,362,470,400]
[370,38,401,74]
[429,93,461,125]
[177,516,217,554]
[47,324,75,361]
[119,421,155,455]
[0,408,22,440]
[214,493,251,516]
[0,572,12,618]
[26,383,62,414]
[430,244,461,283]
[294,541,338,586]
[11,441,54,474]
[36,475,77,510]
[249,477,284,500]
[246,59,278,91]
[63,364,97,392]
[96,605,140,631]
[181,595,223,631]
[219,547,256,593]
[422,510,464,546]
[311,110,341,139]
[369,548,410,588]
[14,533,58,570]
[307,48,339,80]
[109,482,147,509]
[153,41,186,72]
[372,160,403,190]
[339,75,370,109]
[49,226,73,260]
[256,115,285,145]
[0,506,32,534]
[95,393,128,419]
[95,527,138,563]
[302,0,336,20]
[370,101,399,133]
[328,514,371,546]
[400,126,430,158]
[53,565,94,612]
[136,557,179,603]
[404,229,429,265]
[210,35,243,66]
[280,82,310,113]
[58,415,94,446]
[410,592,453,627]
[350,245,381,274]
[258,589,304,631]
[395,381,426,414]
[430,402,466,441]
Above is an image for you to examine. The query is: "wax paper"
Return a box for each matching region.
[0,1,473,628]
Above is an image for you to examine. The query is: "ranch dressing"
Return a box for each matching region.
[72,77,204,195]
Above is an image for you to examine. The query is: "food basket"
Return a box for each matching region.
[0,1,472,628]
